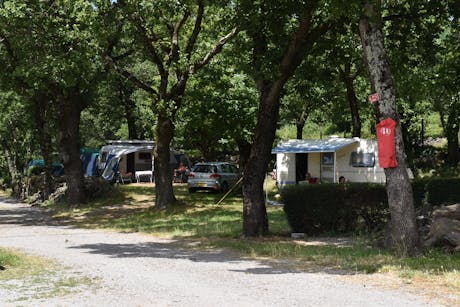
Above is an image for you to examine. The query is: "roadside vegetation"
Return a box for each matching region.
[0,247,97,302]
[48,184,459,303]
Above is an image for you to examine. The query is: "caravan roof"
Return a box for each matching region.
[272,138,359,154]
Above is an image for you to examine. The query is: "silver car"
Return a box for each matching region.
[187,162,241,193]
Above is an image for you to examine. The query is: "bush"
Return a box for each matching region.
[282,183,388,235]
[425,177,460,205]
[282,178,460,235]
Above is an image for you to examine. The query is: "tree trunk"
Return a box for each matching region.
[33,95,54,199]
[125,99,138,140]
[242,6,329,237]
[56,97,86,205]
[242,82,280,236]
[237,139,252,171]
[296,111,307,140]
[154,114,176,208]
[1,139,21,197]
[359,2,419,255]
[445,101,460,165]
[342,63,361,138]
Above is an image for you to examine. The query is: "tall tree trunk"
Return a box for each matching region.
[341,62,362,138]
[56,97,85,205]
[33,95,54,199]
[243,82,280,236]
[296,109,307,140]
[124,98,138,140]
[242,6,330,237]
[445,100,460,165]
[1,139,21,197]
[237,139,252,171]
[154,114,176,208]
[359,2,419,255]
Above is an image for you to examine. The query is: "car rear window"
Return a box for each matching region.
[193,165,217,173]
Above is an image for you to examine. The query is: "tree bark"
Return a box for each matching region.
[242,6,330,237]
[33,94,54,200]
[153,114,176,209]
[243,81,279,236]
[237,139,252,171]
[445,100,460,165]
[124,98,138,140]
[56,94,86,205]
[295,108,308,140]
[1,139,21,197]
[341,62,361,137]
[359,2,419,255]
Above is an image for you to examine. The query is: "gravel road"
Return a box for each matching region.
[0,197,444,306]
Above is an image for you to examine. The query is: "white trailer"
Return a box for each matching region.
[272,137,387,188]
[97,140,190,182]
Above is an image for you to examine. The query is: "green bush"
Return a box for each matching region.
[282,183,388,235]
[425,177,460,205]
[282,178,460,235]
[411,178,430,208]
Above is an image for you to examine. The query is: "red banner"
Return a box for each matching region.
[376,118,398,168]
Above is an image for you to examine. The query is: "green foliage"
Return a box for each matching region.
[412,177,460,207]
[177,52,258,158]
[282,183,389,235]
[425,177,460,206]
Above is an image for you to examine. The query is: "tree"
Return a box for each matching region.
[358,0,419,255]
[0,0,107,204]
[0,92,33,196]
[177,50,257,162]
[237,1,337,236]
[109,0,239,208]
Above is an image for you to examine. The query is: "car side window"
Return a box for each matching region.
[221,164,230,173]
[229,165,238,173]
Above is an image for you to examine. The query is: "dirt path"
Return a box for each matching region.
[0,197,444,306]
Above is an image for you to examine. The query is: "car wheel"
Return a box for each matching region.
[220,182,229,193]
[188,187,196,193]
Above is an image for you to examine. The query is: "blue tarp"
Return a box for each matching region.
[25,160,64,176]
[272,138,358,154]
[80,152,99,177]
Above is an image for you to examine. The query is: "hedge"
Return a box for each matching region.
[281,177,460,235]
[281,183,388,235]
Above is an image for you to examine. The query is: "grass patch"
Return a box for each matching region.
[48,183,460,302]
[0,247,98,302]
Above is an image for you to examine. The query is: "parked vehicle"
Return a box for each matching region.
[187,162,241,193]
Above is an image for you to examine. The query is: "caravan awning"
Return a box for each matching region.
[272,138,358,154]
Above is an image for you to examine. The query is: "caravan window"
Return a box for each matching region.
[138,152,152,161]
[351,152,375,167]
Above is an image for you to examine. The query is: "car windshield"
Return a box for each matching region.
[193,164,217,173]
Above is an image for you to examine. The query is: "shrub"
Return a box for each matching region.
[411,178,430,208]
[425,177,460,205]
[282,183,388,235]
[282,178,460,235]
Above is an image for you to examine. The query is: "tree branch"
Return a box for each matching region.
[189,26,239,74]
[105,55,158,96]
[168,10,190,65]
[185,0,204,61]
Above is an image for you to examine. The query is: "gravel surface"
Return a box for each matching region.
[0,197,444,306]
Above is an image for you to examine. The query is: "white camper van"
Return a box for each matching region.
[97,140,190,183]
[272,137,388,188]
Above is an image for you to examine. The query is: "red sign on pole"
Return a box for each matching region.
[368,93,379,103]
